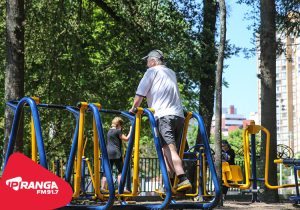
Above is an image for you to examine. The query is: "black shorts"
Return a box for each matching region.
[110,158,123,174]
[157,115,184,147]
[103,158,123,177]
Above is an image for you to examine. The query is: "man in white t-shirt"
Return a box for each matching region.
[129,49,191,192]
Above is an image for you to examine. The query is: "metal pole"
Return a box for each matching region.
[251,133,259,202]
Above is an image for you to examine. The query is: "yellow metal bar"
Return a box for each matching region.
[264,126,300,189]
[51,161,55,174]
[173,112,193,191]
[240,121,300,189]
[82,137,88,157]
[202,153,211,197]
[132,107,143,196]
[185,154,199,197]
[274,159,283,164]
[73,102,88,198]
[86,158,96,188]
[238,128,251,189]
[117,107,144,199]
[31,115,37,162]
[86,157,105,200]
[224,124,251,189]
[60,159,64,178]
[30,96,40,162]
[31,96,41,104]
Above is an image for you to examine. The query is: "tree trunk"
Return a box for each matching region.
[199,0,217,138]
[259,0,279,202]
[215,0,226,204]
[4,0,25,163]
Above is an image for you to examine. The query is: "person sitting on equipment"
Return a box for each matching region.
[222,140,235,199]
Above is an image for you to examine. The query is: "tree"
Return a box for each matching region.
[3,0,25,164]
[259,0,279,202]
[0,0,203,163]
[199,0,218,137]
[215,0,226,203]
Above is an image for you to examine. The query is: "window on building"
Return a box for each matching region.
[282,59,286,65]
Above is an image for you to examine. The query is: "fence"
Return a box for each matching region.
[56,157,245,195]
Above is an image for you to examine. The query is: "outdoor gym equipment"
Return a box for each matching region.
[4,97,48,168]
[68,102,115,210]
[220,122,252,192]
[273,159,300,204]
[153,111,221,209]
[76,107,133,199]
[67,107,221,209]
[3,97,116,210]
[2,97,221,209]
[229,121,300,203]
[248,121,300,192]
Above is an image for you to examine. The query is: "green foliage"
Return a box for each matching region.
[187,119,198,147]
[276,0,300,37]
[237,0,300,54]
[0,0,211,161]
[225,129,244,161]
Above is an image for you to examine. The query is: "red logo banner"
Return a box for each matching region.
[0,153,73,210]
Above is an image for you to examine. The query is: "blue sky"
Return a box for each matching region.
[222,2,258,117]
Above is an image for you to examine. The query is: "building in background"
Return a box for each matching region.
[258,34,300,153]
[211,105,246,136]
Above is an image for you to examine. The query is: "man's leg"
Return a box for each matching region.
[163,143,191,191]
[162,143,185,176]
[158,116,191,191]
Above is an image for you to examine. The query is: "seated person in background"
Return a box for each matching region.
[221,140,235,199]
[222,140,235,165]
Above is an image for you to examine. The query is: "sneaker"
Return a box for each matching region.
[176,179,192,192]
[100,188,109,194]
[123,189,131,194]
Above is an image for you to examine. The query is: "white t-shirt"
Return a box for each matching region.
[136,65,184,119]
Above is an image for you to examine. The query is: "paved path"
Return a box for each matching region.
[215,201,300,209]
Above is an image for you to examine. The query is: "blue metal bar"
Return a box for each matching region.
[294,166,300,198]
[65,106,80,182]
[199,149,204,197]
[118,120,135,195]
[142,108,172,209]
[282,159,300,165]
[290,166,300,204]
[191,112,221,209]
[6,101,17,110]
[81,157,86,192]
[250,133,259,202]
[87,108,135,195]
[120,111,135,123]
[88,103,115,210]
[4,97,47,169]
[7,100,78,110]
[56,159,60,176]
[117,112,135,195]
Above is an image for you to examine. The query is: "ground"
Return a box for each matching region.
[215,201,300,209]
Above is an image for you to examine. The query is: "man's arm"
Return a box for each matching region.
[129,95,144,113]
